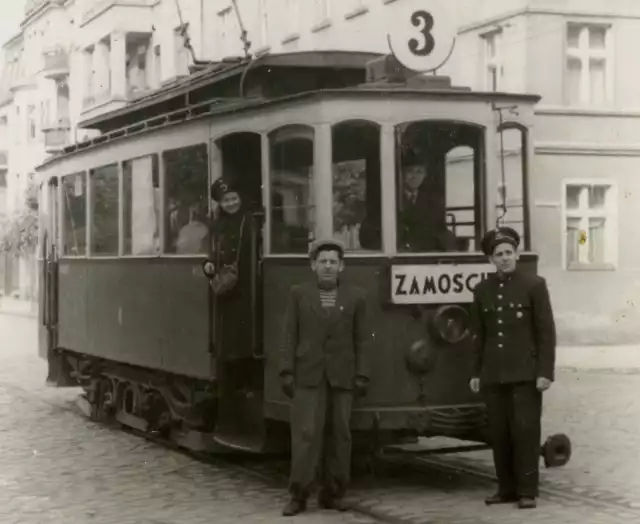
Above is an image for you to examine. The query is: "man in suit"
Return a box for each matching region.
[469,227,556,510]
[359,158,456,252]
[397,159,457,253]
[279,239,372,516]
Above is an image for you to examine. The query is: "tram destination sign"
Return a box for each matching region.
[391,264,496,305]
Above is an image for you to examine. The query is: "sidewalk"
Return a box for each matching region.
[0,296,37,318]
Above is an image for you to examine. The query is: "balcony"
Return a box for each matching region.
[43,49,70,80]
[42,119,71,152]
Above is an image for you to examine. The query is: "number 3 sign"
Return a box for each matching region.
[387,0,457,73]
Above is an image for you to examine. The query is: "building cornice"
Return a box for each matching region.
[2,32,24,51]
[80,0,160,28]
[536,142,640,157]
[459,6,640,35]
[536,106,640,118]
[22,0,65,28]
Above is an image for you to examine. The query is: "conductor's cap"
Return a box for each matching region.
[309,238,346,260]
[481,227,520,256]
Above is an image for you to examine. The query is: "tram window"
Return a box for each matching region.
[163,143,208,254]
[123,155,160,256]
[395,121,483,253]
[61,172,87,256]
[332,121,381,251]
[89,164,119,256]
[446,146,477,252]
[269,125,315,254]
[495,126,526,242]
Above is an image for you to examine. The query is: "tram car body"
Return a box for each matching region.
[36,51,569,464]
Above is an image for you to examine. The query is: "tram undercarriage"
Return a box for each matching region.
[50,347,571,471]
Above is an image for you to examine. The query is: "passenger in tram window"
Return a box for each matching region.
[205,178,254,362]
[279,239,372,517]
[175,201,208,254]
[396,154,457,253]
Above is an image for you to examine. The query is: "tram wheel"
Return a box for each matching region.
[541,433,572,468]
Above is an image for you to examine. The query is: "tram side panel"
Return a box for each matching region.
[57,258,211,380]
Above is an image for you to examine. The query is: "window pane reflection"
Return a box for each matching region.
[332,121,381,251]
[123,155,161,255]
[89,164,119,256]
[269,125,315,254]
[163,143,209,254]
[62,172,86,256]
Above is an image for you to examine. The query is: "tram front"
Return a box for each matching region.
[263,81,542,450]
[372,112,538,445]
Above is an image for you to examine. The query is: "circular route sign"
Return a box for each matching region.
[387,0,457,73]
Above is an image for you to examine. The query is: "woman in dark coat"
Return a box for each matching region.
[207,179,255,366]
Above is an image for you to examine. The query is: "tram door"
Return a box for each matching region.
[41,178,61,383]
[209,132,266,452]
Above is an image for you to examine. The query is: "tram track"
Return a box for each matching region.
[2,380,638,522]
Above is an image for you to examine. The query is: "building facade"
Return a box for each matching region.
[1,0,638,343]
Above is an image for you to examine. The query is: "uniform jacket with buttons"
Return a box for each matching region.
[279,281,373,390]
[470,271,556,385]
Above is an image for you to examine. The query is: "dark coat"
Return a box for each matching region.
[470,271,556,385]
[212,209,255,360]
[279,281,372,390]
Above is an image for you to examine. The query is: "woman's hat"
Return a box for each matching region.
[210,178,237,203]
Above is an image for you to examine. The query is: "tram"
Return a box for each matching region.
[36,50,571,468]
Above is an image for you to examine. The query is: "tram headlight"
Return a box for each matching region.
[429,305,470,345]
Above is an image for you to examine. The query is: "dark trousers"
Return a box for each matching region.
[483,381,542,498]
[288,380,353,501]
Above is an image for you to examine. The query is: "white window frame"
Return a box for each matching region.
[561,179,618,270]
[481,28,503,92]
[564,22,614,106]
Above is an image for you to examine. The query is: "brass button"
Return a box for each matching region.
[498,343,503,348]
[497,294,503,300]
[498,332,503,337]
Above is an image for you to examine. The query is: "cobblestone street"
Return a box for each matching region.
[1,315,639,523]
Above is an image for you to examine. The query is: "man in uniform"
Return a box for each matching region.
[469,227,556,510]
[279,239,372,516]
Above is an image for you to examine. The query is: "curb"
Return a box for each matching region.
[557,365,640,375]
[0,309,37,319]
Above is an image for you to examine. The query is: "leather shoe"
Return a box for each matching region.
[318,496,349,511]
[485,492,518,505]
[518,497,537,509]
[282,498,306,516]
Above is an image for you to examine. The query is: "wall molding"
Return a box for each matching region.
[535,143,640,157]
[537,106,640,118]
[459,6,640,35]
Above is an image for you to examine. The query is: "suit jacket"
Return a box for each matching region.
[279,281,372,389]
[470,271,556,385]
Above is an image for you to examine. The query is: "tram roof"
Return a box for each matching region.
[39,51,541,170]
[78,51,385,132]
